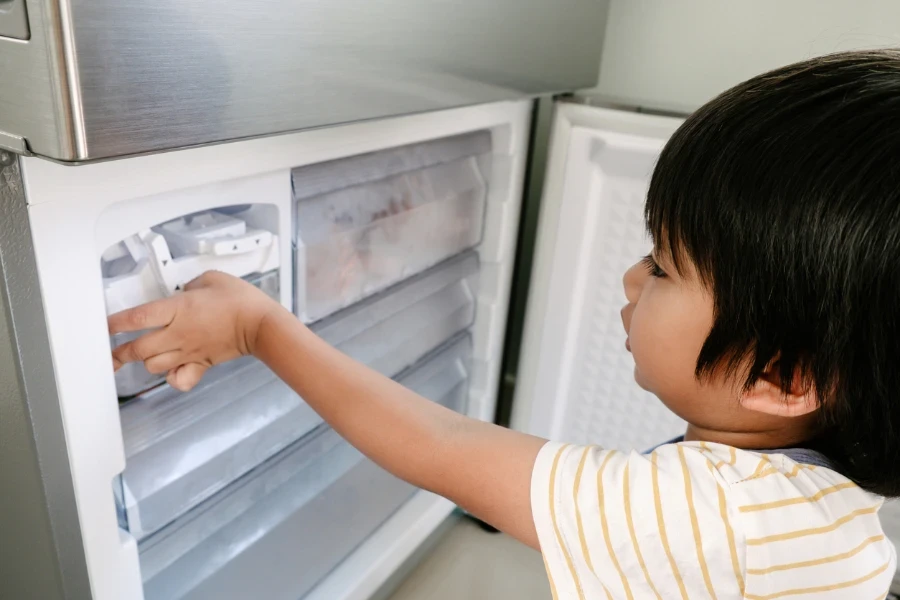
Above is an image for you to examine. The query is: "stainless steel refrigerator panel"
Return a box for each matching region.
[0,1,74,157]
[0,157,91,599]
[0,0,607,161]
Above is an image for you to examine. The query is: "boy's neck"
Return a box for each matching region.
[683,423,817,450]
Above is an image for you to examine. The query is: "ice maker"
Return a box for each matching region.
[105,206,282,398]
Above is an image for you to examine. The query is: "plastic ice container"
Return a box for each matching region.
[292,131,492,322]
[117,357,323,541]
[138,335,473,600]
[109,269,280,400]
[309,251,478,379]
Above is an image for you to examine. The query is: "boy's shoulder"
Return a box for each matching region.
[533,441,895,600]
[675,440,879,513]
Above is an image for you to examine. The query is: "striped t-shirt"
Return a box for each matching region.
[532,441,897,599]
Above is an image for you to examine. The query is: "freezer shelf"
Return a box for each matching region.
[310,252,478,378]
[293,131,491,322]
[139,334,472,600]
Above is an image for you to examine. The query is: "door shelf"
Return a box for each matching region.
[139,334,472,600]
[293,131,492,322]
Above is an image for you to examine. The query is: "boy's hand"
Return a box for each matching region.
[108,271,282,392]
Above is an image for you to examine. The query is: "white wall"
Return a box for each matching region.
[593,0,900,113]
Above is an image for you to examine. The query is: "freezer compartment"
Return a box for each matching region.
[293,131,492,322]
[103,206,281,398]
[118,358,323,542]
[310,252,478,378]
[116,256,474,543]
[139,335,473,600]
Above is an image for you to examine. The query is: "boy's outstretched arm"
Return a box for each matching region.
[109,271,546,549]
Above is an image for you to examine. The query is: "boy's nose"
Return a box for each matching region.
[622,261,647,304]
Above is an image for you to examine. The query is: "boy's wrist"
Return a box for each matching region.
[250,302,304,362]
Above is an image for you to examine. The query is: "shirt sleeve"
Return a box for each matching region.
[531,441,746,600]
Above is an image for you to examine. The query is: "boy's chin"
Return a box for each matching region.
[632,366,651,391]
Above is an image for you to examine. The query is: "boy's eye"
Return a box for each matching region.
[641,254,667,278]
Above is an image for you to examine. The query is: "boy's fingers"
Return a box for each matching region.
[184,271,218,291]
[166,363,207,392]
[112,330,176,366]
[108,297,178,335]
[144,351,186,375]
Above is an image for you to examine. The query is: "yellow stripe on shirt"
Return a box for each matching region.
[597,452,634,600]
[746,505,880,545]
[746,535,886,575]
[548,445,587,600]
[573,446,596,574]
[651,451,689,600]
[624,462,663,600]
[679,445,718,600]
[739,482,857,513]
[744,560,890,600]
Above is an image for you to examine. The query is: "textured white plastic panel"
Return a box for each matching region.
[513,104,685,452]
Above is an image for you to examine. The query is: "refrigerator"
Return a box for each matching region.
[1,1,898,599]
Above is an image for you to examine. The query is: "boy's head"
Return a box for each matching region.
[621,49,900,496]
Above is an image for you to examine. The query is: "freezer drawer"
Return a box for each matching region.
[293,131,491,322]
[117,358,323,542]
[117,252,475,541]
[310,251,478,378]
[139,334,472,600]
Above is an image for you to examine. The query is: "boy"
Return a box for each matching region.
[110,50,899,599]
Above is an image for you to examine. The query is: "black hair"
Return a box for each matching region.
[645,49,900,497]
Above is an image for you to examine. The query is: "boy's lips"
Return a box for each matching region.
[625,337,631,352]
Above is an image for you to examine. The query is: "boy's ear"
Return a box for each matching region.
[740,363,819,418]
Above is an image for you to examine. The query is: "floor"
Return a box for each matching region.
[387,518,551,600]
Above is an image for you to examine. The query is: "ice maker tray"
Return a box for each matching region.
[139,335,472,600]
[292,131,491,322]
[309,251,478,378]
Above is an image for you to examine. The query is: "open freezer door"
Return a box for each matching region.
[511,101,685,451]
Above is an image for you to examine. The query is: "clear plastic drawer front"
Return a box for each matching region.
[310,252,478,379]
[292,131,491,322]
[117,358,323,542]
[139,335,473,600]
[116,257,474,544]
